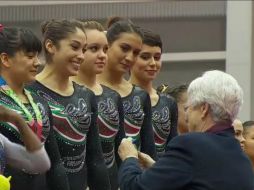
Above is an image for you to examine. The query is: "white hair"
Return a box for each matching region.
[187,70,243,122]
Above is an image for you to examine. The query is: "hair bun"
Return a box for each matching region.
[41,20,52,34]
[106,16,125,29]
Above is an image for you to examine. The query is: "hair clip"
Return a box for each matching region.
[161,84,169,93]
[0,24,4,32]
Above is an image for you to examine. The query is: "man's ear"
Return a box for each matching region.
[45,39,56,54]
[0,53,11,68]
[200,103,210,119]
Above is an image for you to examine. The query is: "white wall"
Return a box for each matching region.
[133,17,226,88]
[4,16,226,89]
[7,3,254,120]
[226,1,254,121]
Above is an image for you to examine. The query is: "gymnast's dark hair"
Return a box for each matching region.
[41,19,85,62]
[106,16,143,45]
[243,120,254,128]
[141,28,162,51]
[157,84,188,102]
[0,26,42,57]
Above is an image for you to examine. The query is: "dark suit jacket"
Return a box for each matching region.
[119,125,254,190]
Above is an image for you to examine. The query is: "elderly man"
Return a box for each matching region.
[118,70,254,190]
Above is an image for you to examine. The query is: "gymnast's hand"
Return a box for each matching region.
[0,105,23,124]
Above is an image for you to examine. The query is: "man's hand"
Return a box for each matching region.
[118,138,138,161]
[138,152,155,169]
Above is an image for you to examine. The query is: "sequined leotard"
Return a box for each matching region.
[152,93,178,157]
[29,81,110,190]
[122,85,157,160]
[96,85,125,190]
[0,90,68,190]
